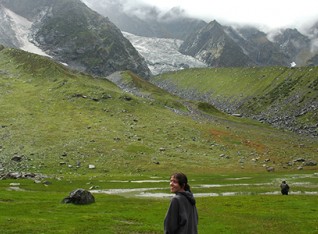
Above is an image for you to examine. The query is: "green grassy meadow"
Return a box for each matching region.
[0,173,317,234]
[0,47,317,233]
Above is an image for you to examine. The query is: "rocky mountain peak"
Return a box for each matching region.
[271,28,312,65]
[179,20,252,67]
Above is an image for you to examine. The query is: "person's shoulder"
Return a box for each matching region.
[174,192,188,201]
[171,193,182,200]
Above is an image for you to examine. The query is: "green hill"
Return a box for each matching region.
[151,67,318,136]
[0,47,317,177]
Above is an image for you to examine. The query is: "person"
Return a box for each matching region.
[164,172,198,234]
[280,180,290,195]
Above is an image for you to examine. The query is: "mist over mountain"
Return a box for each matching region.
[81,0,206,40]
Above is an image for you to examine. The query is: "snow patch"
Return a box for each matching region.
[4,8,51,57]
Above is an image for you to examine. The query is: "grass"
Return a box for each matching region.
[0,47,317,233]
[0,172,317,234]
[199,195,318,234]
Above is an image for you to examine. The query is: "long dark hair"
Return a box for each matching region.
[171,172,191,192]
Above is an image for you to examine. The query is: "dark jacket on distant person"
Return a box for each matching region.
[164,191,198,234]
[280,181,290,195]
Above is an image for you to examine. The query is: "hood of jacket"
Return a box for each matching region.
[178,191,196,205]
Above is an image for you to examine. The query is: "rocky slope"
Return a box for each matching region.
[0,0,151,78]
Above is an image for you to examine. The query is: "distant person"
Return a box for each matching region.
[280,181,290,195]
[164,172,198,234]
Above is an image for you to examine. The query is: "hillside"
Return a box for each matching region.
[151,67,318,136]
[0,46,317,177]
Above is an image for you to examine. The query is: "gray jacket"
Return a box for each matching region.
[164,191,198,234]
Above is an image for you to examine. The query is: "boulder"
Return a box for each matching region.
[62,189,95,205]
[266,166,275,172]
[303,160,317,166]
[11,155,23,162]
[293,158,305,162]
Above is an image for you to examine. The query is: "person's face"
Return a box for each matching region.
[170,176,184,193]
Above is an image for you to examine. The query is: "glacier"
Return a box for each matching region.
[123,32,207,75]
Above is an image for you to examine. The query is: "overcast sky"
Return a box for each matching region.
[137,0,318,31]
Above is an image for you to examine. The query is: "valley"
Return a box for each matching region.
[0,0,317,233]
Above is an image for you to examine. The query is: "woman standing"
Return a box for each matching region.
[164,172,198,234]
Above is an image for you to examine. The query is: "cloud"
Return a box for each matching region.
[137,0,318,31]
[82,0,318,33]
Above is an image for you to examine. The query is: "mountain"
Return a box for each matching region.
[82,0,318,68]
[1,0,317,78]
[271,28,312,66]
[0,0,151,78]
[225,26,290,66]
[179,21,316,67]
[179,20,253,67]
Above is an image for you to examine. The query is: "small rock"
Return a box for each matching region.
[293,158,305,162]
[88,165,96,169]
[11,156,23,162]
[266,166,275,172]
[43,181,52,185]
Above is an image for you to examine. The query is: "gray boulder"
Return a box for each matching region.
[303,160,317,166]
[62,189,95,205]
